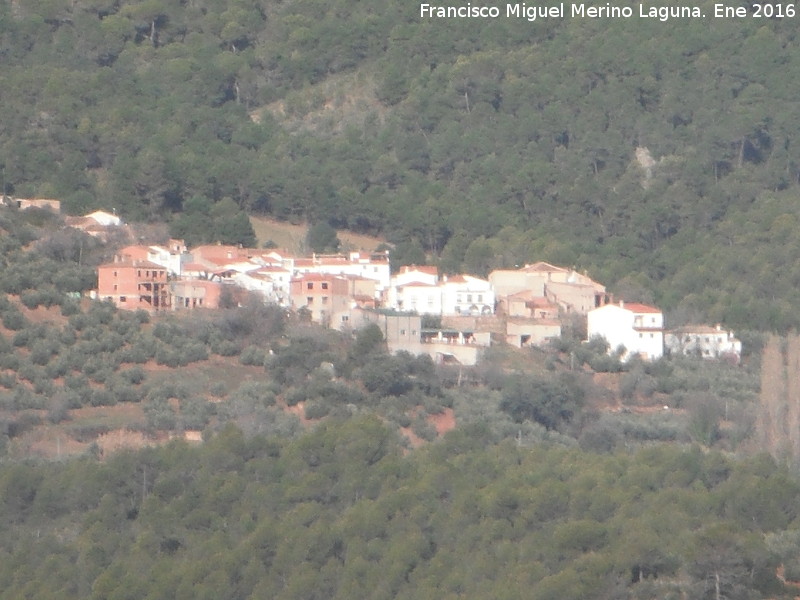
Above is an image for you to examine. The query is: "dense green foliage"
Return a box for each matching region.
[2,421,800,599]
[0,183,785,599]
[1,1,799,328]
[0,204,761,463]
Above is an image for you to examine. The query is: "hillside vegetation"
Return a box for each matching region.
[2,1,800,328]
[4,420,800,600]
[0,206,762,459]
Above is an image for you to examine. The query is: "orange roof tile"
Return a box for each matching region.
[623,302,661,314]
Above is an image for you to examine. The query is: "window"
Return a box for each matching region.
[113,284,118,291]
[477,294,483,302]
[342,315,349,322]
[467,294,472,302]
[321,296,328,305]
[400,329,405,335]
[322,282,328,290]
[307,282,314,290]
[120,296,126,302]
[307,297,313,305]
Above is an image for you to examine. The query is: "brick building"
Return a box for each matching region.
[290,272,350,327]
[97,259,169,311]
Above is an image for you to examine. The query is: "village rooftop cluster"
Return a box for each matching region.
[33,202,741,367]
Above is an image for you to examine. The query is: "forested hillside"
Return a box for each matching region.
[1,0,798,330]
[0,205,791,599]
[4,419,800,600]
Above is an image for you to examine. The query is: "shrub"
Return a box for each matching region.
[7,412,43,438]
[118,344,151,364]
[59,327,77,346]
[89,389,115,407]
[144,397,177,431]
[81,356,106,376]
[87,301,115,325]
[20,290,41,309]
[578,420,623,453]
[209,381,227,398]
[229,381,278,407]
[17,361,41,383]
[12,387,47,410]
[98,332,125,353]
[304,400,330,420]
[30,340,57,366]
[68,313,89,331]
[284,387,306,407]
[180,397,213,430]
[65,373,91,391]
[113,385,146,404]
[181,342,208,363]
[47,392,73,424]
[588,354,624,373]
[45,357,69,378]
[239,345,266,366]
[155,347,183,368]
[0,373,16,389]
[33,378,55,396]
[12,329,32,348]
[0,353,20,370]
[411,415,438,442]
[120,366,146,385]
[59,300,80,317]
[212,340,239,357]
[90,367,114,384]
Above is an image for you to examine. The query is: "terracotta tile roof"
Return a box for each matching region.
[527,297,558,308]
[669,325,728,334]
[445,275,468,283]
[118,245,151,260]
[292,272,344,281]
[173,279,220,290]
[521,261,568,273]
[65,216,93,226]
[396,280,438,288]
[182,262,210,271]
[98,259,165,270]
[400,265,438,275]
[624,302,662,314]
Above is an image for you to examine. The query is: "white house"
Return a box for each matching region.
[386,267,494,317]
[587,301,664,361]
[665,325,742,362]
[293,251,391,290]
[392,280,443,315]
[86,210,122,227]
[440,274,494,316]
[117,243,187,277]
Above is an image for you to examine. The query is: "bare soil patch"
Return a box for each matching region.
[250,216,385,254]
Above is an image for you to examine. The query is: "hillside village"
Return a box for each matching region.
[51,205,743,367]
